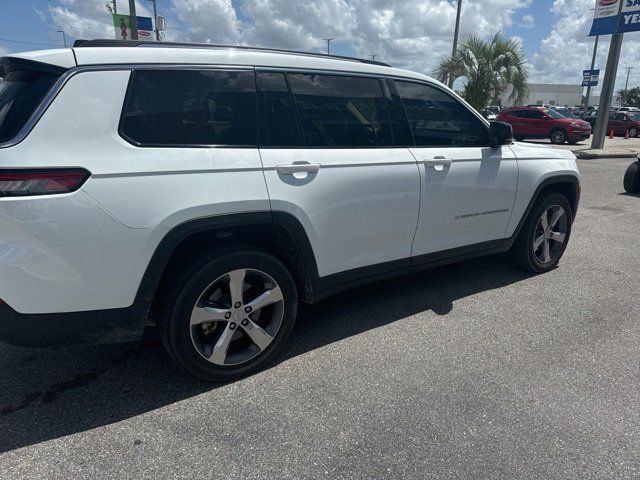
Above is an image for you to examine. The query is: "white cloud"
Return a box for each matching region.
[519,14,535,29]
[531,0,640,96]
[41,0,536,81]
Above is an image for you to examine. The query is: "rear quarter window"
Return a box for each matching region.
[0,59,64,144]
[120,69,258,147]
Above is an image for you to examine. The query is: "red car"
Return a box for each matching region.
[497,106,592,144]
[606,112,640,138]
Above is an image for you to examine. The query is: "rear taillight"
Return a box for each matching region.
[0,169,90,197]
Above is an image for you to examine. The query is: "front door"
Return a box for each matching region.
[391,80,518,257]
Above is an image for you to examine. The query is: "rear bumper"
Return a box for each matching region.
[0,301,149,347]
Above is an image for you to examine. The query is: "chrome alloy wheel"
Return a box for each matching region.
[533,204,568,265]
[189,268,284,366]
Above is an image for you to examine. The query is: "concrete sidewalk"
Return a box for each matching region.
[523,135,640,159]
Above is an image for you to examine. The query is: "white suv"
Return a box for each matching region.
[0,41,580,380]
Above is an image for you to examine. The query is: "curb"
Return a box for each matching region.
[574,151,639,160]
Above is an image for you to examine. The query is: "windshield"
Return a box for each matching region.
[0,59,63,144]
[544,109,565,119]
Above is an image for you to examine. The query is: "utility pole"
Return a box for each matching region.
[623,66,633,106]
[322,38,334,55]
[592,0,624,149]
[449,0,462,88]
[57,30,67,48]
[584,35,599,110]
[147,0,159,41]
[129,0,138,40]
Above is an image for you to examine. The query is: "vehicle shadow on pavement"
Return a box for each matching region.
[0,255,533,453]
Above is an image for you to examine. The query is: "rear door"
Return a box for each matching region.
[257,71,421,278]
[525,109,550,137]
[390,79,518,257]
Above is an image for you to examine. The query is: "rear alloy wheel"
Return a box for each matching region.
[624,161,640,194]
[630,127,638,138]
[550,129,567,145]
[510,192,573,273]
[160,249,297,381]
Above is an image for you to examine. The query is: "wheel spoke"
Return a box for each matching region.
[228,269,246,306]
[543,238,551,263]
[549,231,566,244]
[245,285,283,313]
[190,305,228,326]
[208,323,234,364]
[548,207,565,229]
[241,318,274,350]
[533,234,545,250]
[540,211,549,230]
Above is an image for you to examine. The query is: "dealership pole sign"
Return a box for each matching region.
[583,69,600,86]
[590,0,640,36]
[113,14,154,40]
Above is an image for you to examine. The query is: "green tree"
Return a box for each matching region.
[618,87,640,107]
[435,33,529,111]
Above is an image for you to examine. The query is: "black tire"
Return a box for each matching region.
[159,248,298,381]
[624,162,640,194]
[510,192,573,273]
[515,136,525,141]
[630,128,639,138]
[568,140,579,145]
[550,129,567,145]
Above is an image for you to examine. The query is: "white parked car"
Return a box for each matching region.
[0,41,581,380]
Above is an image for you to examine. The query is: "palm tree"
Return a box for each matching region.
[435,33,528,111]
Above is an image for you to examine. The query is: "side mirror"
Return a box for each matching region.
[489,121,513,148]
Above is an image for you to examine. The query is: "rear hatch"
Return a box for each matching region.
[0,57,66,146]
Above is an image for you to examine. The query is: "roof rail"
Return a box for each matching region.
[72,39,391,67]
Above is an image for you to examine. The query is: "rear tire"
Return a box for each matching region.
[510,192,573,273]
[624,162,640,194]
[159,248,298,381]
[515,136,525,142]
[550,129,567,145]
[630,127,639,138]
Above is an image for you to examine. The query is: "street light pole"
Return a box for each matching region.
[129,0,138,40]
[148,0,159,41]
[57,30,67,48]
[584,35,599,110]
[449,0,462,88]
[322,38,334,55]
[623,66,633,106]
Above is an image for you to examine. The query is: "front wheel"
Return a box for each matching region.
[550,129,567,145]
[510,192,573,273]
[160,248,298,381]
[630,127,638,138]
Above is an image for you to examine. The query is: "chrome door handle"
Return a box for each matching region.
[276,162,321,175]
[424,157,453,168]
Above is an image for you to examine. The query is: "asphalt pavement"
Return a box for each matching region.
[0,158,638,479]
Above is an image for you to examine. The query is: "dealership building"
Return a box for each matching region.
[500,83,584,108]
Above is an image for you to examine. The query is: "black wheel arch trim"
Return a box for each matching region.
[502,174,580,249]
[134,211,321,305]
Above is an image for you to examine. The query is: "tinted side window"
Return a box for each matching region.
[287,73,393,147]
[508,110,525,118]
[121,70,257,146]
[256,72,301,147]
[528,110,544,119]
[0,60,63,143]
[394,80,489,147]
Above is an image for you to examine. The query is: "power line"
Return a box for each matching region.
[0,37,62,47]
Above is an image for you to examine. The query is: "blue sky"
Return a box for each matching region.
[3,0,633,94]
[0,0,554,56]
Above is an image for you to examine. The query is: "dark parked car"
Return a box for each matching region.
[581,110,599,126]
[497,106,592,144]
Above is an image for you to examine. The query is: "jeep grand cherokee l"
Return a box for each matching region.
[0,40,580,380]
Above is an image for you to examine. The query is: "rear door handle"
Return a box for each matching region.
[276,162,321,175]
[424,157,453,168]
